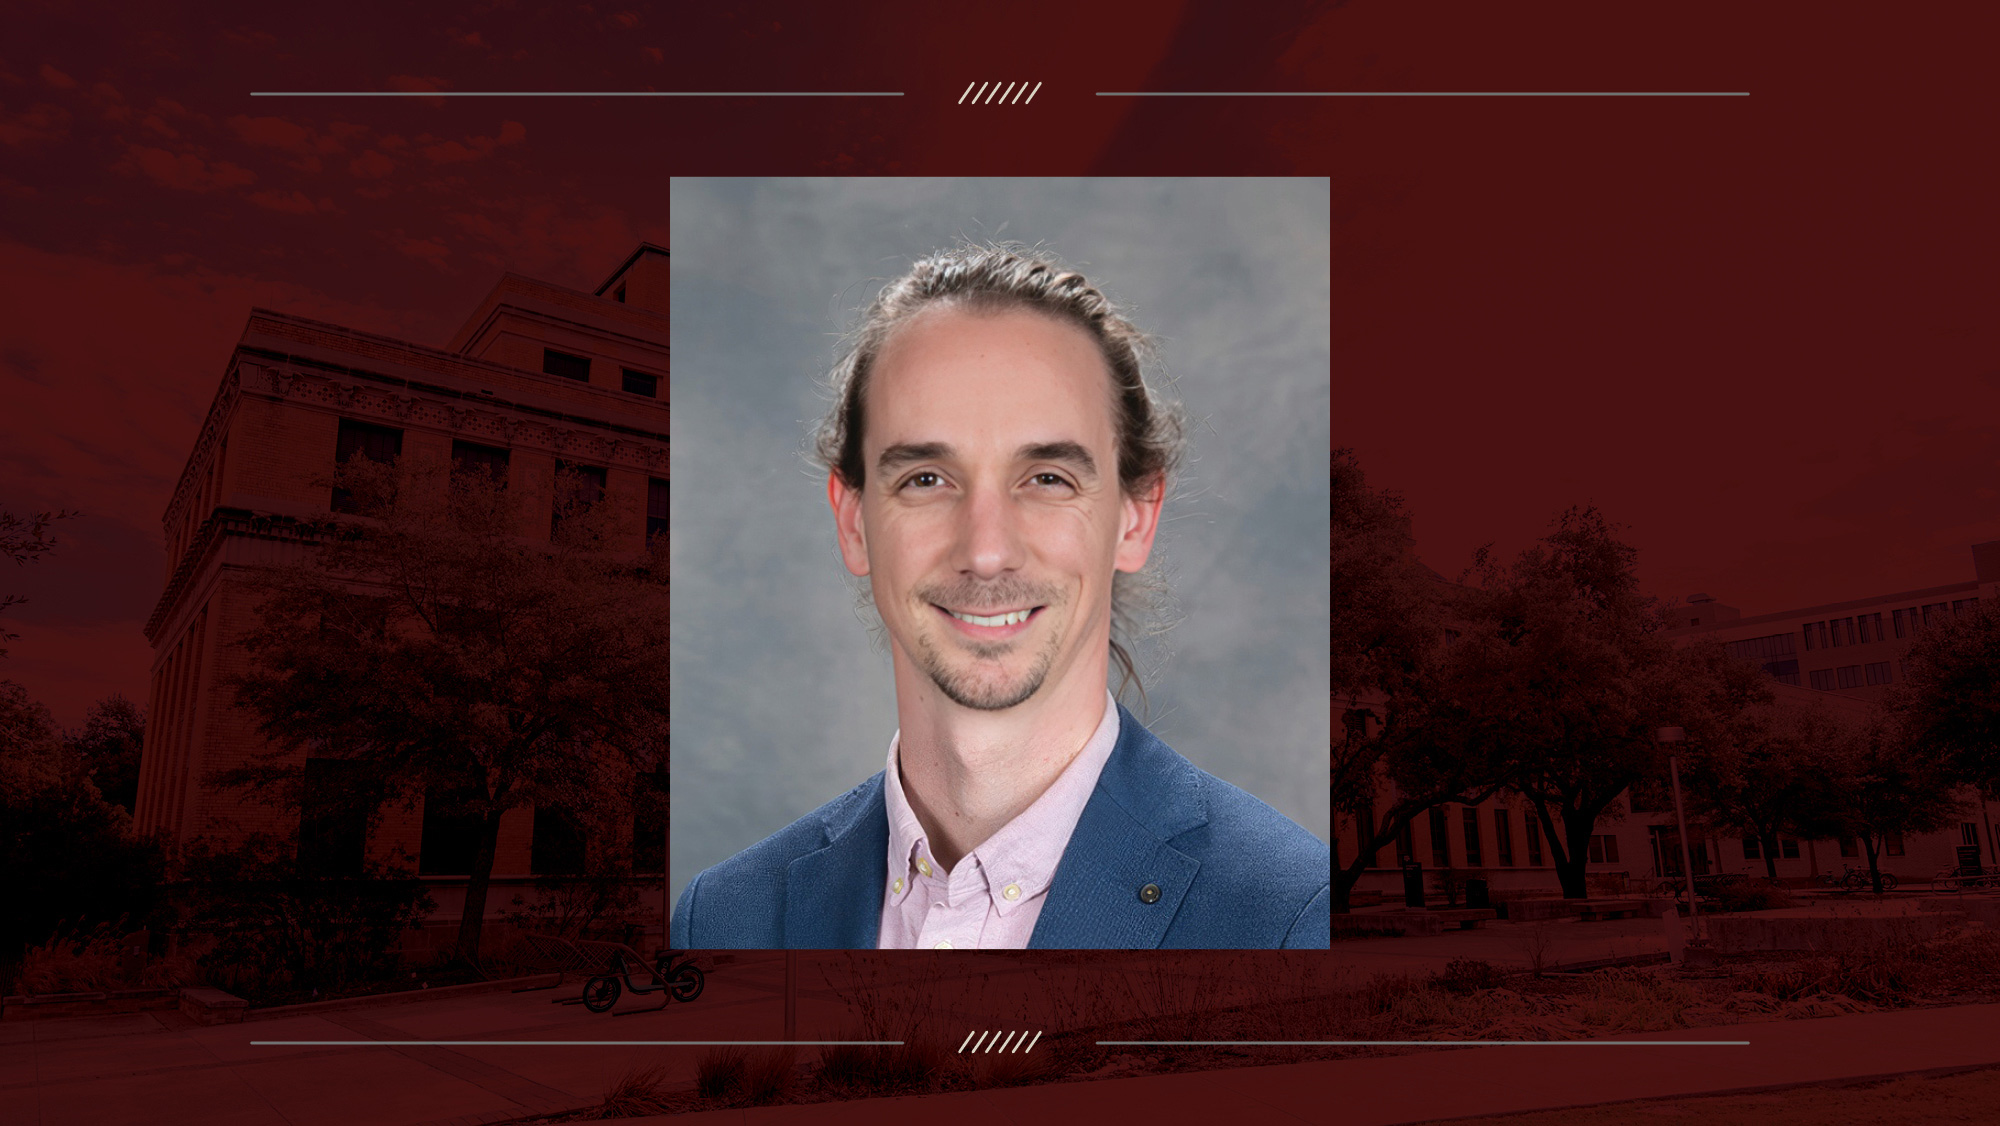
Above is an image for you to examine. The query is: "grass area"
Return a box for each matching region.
[1454,1065,2000,1125]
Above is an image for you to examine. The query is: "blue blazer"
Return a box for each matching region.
[673,706,1330,949]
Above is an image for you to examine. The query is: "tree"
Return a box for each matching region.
[69,694,145,813]
[1822,718,1966,894]
[1327,451,1509,910]
[1892,601,2000,792]
[1,680,165,960]
[227,458,670,961]
[1456,508,1766,898]
[1682,693,1856,880]
[1,506,78,658]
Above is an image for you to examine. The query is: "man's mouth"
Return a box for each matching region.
[945,607,1036,627]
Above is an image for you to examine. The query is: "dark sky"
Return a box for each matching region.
[4,1,1997,725]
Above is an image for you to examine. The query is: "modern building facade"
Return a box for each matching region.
[1336,542,2000,900]
[134,245,670,928]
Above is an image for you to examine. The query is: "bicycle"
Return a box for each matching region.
[1835,866,1897,892]
[582,948,705,1014]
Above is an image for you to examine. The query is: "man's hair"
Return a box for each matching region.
[812,243,1189,701]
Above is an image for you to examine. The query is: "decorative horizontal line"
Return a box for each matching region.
[1100,1039,1751,1046]
[1095,91,1748,97]
[250,91,905,98]
[252,1040,905,1047]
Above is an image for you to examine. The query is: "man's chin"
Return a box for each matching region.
[926,664,1046,712]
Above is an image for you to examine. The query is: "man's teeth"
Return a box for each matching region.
[950,608,1032,627]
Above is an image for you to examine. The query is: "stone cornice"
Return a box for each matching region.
[237,358,670,475]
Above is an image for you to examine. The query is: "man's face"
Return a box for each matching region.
[830,305,1162,712]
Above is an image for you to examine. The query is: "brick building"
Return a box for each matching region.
[134,244,670,928]
[1337,542,2000,900]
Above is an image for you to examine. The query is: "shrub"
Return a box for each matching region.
[578,1063,672,1119]
[695,1045,747,1099]
[1433,958,1503,995]
[738,1049,796,1105]
[16,924,125,993]
[178,834,433,1004]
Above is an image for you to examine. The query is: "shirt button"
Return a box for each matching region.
[1139,883,1162,904]
[933,940,953,950]
[1003,883,1021,901]
[892,878,903,894]
[917,857,933,877]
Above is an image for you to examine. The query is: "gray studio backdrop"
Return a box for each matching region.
[669,178,1330,909]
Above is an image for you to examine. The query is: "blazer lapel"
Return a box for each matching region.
[1030,709,1207,949]
[783,773,890,948]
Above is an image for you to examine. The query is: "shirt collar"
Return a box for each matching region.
[882,691,1123,914]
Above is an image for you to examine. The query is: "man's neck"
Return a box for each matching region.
[890,663,1110,873]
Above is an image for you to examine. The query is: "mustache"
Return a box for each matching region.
[914,576,1065,612]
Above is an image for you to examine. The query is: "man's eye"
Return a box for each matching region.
[904,472,942,489]
[1032,473,1073,488]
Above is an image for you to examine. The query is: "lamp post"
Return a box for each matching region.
[1658,726,1701,942]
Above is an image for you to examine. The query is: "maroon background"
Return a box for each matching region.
[4,0,1996,1113]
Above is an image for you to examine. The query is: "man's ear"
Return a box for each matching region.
[1114,475,1166,574]
[828,473,871,577]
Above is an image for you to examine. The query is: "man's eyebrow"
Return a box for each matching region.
[1020,441,1099,480]
[876,442,952,474]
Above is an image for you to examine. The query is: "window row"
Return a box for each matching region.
[1394,804,1550,868]
[542,347,661,398]
[1801,613,1885,651]
[334,418,667,538]
[1892,599,1981,638]
[1806,662,1893,691]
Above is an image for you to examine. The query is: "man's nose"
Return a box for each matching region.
[954,481,1026,578]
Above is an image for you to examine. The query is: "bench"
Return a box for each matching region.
[1430,908,1498,930]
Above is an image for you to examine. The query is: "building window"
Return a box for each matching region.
[1781,837,1801,859]
[332,419,404,513]
[1954,598,1980,616]
[530,806,587,876]
[1587,834,1620,864]
[1743,835,1762,860]
[451,439,510,486]
[1885,831,1904,856]
[1893,608,1913,638]
[542,348,591,381]
[1839,837,1859,858]
[298,758,369,877]
[1430,806,1451,868]
[621,368,658,397]
[1462,806,1483,866]
[1830,617,1852,646]
[552,461,608,536]
[1865,661,1892,686]
[1922,602,1950,627]
[1857,612,1884,643]
[1809,668,1836,691]
[1494,809,1515,866]
[418,784,485,876]
[1837,665,1864,689]
[613,283,627,304]
[647,476,669,542]
[1965,823,1983,848]
[1526,818,1544,866]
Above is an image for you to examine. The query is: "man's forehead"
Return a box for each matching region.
[865,305,1118,453]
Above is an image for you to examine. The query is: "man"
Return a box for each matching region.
[673,246,1329,948]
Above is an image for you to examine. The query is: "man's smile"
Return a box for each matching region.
[934,603,1043,637]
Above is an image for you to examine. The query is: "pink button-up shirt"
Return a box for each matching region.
[876,692,1121,949]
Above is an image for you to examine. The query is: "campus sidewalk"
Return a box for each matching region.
[654,1002,2000,1125]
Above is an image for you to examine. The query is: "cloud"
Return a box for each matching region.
[418,121,526,164]
[450,29,490,48]
[386,230,451,268]
[123,145,256,191]
[247,189,327,214]
[348,149,394,178]
[0,102,70,145]
[612,10,642,29]
[38,64,77,90]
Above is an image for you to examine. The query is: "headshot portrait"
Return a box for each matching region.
[669,178,1330,949]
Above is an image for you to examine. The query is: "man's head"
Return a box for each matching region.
[815,245,1186,711]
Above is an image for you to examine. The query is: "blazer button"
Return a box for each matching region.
[1138,883,1161,904]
